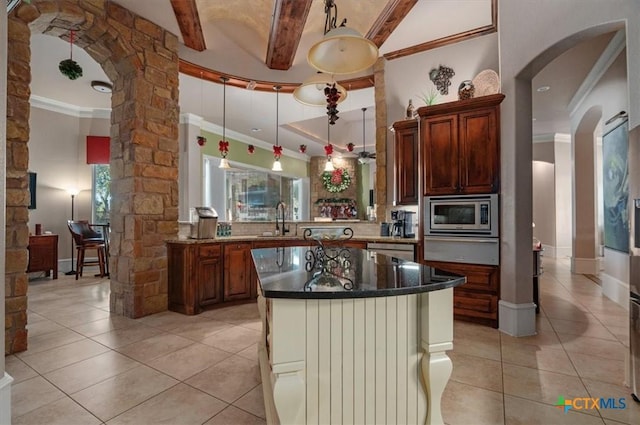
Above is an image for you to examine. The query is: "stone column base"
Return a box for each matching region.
[498,300,536,336]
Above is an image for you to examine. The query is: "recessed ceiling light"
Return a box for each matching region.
[91,80,112,93]
[251,128,261,132]
[536,86,550,92]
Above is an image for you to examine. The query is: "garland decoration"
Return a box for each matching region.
[322,168,351,193]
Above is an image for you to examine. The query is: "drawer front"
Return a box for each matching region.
[426,261,498,293]
[453,289,497,317]
[199,244,221,258]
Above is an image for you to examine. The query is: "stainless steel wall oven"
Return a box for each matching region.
[424,194,499,266]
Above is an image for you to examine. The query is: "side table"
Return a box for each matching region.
[27,234,59,279]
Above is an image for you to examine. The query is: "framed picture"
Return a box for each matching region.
[603,120,629,253]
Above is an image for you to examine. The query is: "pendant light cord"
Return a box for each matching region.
[362,107,366,151]
[221,77,227,141]
[69,30,74,60]
[275,86,280,148]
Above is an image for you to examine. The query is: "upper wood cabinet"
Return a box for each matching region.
[393,119,419,205]
[419,94,504,195]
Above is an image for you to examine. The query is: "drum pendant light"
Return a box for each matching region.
[293,72,347,106]
[307,0,378,75]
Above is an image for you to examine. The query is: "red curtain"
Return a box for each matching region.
[86,136,110,164]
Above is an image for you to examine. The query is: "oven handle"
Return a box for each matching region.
[425,236,498,243]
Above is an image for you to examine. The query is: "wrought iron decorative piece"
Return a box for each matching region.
[302,227,355,291]
[429,65,455,95]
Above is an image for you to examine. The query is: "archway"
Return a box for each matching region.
[499,19,626,336]
[5,0,180,354]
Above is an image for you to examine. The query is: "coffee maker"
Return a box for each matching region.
[391,210,415,238]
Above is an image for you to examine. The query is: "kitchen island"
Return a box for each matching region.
[252,246,465,425]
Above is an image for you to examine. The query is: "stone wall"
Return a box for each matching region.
[310,156,358,219]
[6,0,180,353]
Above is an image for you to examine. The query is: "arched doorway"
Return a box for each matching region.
[498,9,631,336]
[5,0,180,354]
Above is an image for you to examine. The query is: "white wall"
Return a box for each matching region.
[384,33,499,205]
[28,106,109,269]
[532,135,573,259]
[571,50,629,305]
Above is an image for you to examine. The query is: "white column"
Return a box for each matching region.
[178,113,204,221]
[0,6,14,424]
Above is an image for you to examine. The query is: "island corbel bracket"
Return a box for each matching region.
[419,289,455,425]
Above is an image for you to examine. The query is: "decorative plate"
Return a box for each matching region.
[472,69,500,96]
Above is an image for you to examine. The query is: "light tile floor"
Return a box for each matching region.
[7,257,638,424]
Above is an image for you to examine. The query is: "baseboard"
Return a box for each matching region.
[600,273,629,310]
[540,244,572,259]
[0,372,14,424]
[572,257,600,274]
[498,300,537,336]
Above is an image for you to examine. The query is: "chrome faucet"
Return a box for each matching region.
[275,201,289,236]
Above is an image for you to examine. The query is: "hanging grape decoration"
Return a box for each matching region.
[325,83,341,125]
[429,65,455,95]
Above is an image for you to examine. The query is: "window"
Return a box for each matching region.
[92,164,111,224]
[203,156,309,222]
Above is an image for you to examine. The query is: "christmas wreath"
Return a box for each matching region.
[322,168,351,193]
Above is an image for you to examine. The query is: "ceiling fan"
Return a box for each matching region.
[358,107,376,164]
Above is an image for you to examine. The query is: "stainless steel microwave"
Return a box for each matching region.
[424,194,499,237]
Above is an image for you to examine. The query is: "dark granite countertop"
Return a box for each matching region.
[166,235,419,244]
[252,246,464,299]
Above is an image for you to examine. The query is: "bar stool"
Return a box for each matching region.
[67,220,106,280]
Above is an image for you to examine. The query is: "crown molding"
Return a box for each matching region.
[533,133,571,144]
[29,95,111,119]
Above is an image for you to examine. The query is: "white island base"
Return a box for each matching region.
[257,289,454,425]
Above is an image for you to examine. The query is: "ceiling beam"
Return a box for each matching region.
[265,0,313,70]
[170,0,206,52]
[366,0,419,47]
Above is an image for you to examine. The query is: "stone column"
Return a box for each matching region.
[373,57,388,222]
[5,15,31,355]
[5,1,181,334]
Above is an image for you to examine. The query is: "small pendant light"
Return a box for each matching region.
[219,76,231,169]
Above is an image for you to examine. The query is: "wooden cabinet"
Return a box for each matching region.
[224,242,253,301]
[167,243,222,314]
[425,260,499,328]
[198,245,223,309]
[27,234,58,279]
[419,94,504,195]
[393,119,419,205]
